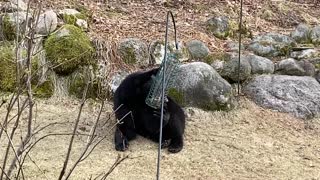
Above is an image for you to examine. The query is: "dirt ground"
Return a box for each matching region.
[1,97,320,180]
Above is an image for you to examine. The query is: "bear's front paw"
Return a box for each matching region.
[161,139,171,149]
[168,144,183,153]
[115,137,129,151]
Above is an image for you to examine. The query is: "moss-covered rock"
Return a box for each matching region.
[0,12,31,41]
[1,14,16,41]
[44,24,95,75]
[0,42,50,96]
[206,16,230,39]
[68,67,102,99]
[118,38,149,66]
[59,9,88,30]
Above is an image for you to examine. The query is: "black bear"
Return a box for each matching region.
[113,67,185,153]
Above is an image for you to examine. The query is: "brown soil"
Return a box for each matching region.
[1,97,320,179]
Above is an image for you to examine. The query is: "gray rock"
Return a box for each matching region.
[290,24,311,43]
[75,18,88,30]
[211,60,225,73]
[247,33,296,57]
[225,41,245,52]
[315,71,320,83]
[309,58,320,70]
[186,40,210,59]
[243,75,320,119]
[220,53,251,82]
[118,38,149,66]
[311,25,320,45]
[170,62,234,111]
[149,40,189,65]
[290,49,319,60]
[275,58,315,76]
[58,9,81,16]
[109,71,129,93]
[36,10,58,35]
[248,54,274,74]
[206,16,230,39]
[1,0,28,12]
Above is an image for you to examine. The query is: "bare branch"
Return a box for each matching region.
[64,101,105,179]
[58,68,91,180]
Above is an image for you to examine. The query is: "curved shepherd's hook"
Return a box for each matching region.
[156,10,178,180]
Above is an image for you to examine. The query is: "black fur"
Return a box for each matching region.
[113,67,185,153]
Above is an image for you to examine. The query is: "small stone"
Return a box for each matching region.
[186,40,210,59]
[36,10,58,35]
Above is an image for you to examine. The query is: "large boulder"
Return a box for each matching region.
[186,40,210,59]
[310,25,320,45]
[244,75,320,119]
[275,58,315,76]
[169,62,234,111]
[44,24,95,75]
[118,38,149,66]
[290,24,311,43]
[36,10,58,35]
[247,33,296,57]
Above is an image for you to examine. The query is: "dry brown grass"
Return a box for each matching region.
[35,0,320,53]
[1,97,319,179]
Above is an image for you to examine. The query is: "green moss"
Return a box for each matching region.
[33,80,54,98]
[44,25,95,75]
[277,45,292,56]
[0,42,17,91]
[0,42,42,92]
[63,14,78,25]
[121,47,136,64]
[68,70,98,99]
[204,52,229,64]
[229,20,252,39]
[168,88,185,106]
[75,5,92,19]
[2,15,16,41]
[62,13,87,31]
[199,102,217,111]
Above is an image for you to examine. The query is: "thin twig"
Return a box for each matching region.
[0,166,11,180]
[64,101,105,179]
[100,154,130,180]
[58,69,90,180]
[27,154,50,180]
